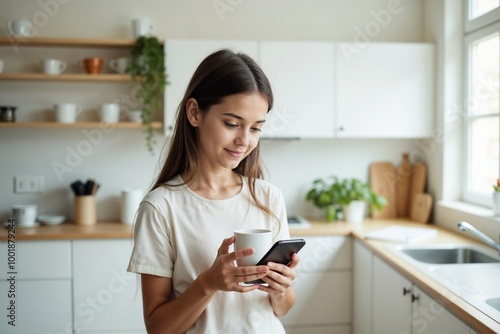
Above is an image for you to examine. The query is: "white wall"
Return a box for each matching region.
[0,0,427,221]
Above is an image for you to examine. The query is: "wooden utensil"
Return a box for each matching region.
[369,162,397,219]
[410,193,433,223]
[396,153,412,217]
[408,162,427,217]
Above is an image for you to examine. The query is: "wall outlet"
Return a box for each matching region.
[14,176,44,193]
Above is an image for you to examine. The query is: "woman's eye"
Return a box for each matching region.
[224,122,238,128]
[251,127,262,132]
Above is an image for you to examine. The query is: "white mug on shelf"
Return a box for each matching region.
[127,110,142,123]
[132,19,153,38]
[41,59,66,75]
[12,204,38,227]
[55,103,81,123]
[98,103,120,123]
[7,19,34,37]
[121,188,143,225]
[109,57,131,74]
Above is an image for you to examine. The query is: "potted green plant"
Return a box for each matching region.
[305,176,387,223]
[305,176,342,222]
[127,36,168,153]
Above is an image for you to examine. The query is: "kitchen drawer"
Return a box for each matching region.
[0,240,71,279]
[295,236,351,272]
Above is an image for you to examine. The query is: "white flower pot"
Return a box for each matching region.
[493,192,500,216]
[343,200,365,225]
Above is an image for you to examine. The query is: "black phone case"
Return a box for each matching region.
[245,238,306,284]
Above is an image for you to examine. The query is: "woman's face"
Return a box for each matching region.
[189,92,268,172]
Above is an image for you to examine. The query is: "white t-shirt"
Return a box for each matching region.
[127,175,290,333]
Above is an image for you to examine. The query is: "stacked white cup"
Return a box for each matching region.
[12,204,38,227]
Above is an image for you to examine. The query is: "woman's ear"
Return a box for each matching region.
[186,98,201,127]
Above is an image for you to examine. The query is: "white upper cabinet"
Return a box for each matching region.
[259,41,335,138]
[165,40,434,139]
[164,39,258,134]
[335,43,434,138]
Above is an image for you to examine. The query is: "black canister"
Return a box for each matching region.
[0,106,16,122]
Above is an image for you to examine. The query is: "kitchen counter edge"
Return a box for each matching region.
[1,218,499,333]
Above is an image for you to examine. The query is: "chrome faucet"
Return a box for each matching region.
[457,221,500,256]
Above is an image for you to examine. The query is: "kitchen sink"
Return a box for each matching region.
[400,246,500,264]
[486,298,500,312]
[389,243,500,324]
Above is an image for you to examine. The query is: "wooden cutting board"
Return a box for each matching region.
[369,162,397,219]
[410,193,433,223]
[408,162,427,217]
[396,153,412,217]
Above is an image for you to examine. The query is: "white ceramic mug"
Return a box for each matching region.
[127,110,142,123]
[0,59,4,74]
[234,229,272,266]
[55,103,81,123]
[7,19,33,37]
[99,103,120,123]
[41,59,66,75]
[133,19,153,38]
[121,188,143,225]
[12,204,37,227]
[109,57,131,74]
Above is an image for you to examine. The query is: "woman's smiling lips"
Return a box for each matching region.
[225,148,245,158]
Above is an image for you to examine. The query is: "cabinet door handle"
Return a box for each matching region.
[403,287,411,296]
[412,294,420,302]
[339,126,344,131]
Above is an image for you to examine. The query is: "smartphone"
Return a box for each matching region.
[245,238,306,284]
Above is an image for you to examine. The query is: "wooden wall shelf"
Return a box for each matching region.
[0,36,165,48]
[0,73,133,82]
[0,122,163,129]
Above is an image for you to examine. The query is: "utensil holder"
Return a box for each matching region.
[74,196,97,225]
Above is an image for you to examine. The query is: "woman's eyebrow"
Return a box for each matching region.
[222,112,266,123]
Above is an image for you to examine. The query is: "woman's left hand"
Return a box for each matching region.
[257,253,299,295]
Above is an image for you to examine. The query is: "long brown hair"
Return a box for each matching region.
[152,49,275,217]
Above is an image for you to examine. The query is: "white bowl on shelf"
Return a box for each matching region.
[38,214,65,225]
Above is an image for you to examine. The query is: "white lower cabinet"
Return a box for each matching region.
[353,244,472,334]
[353,240,373,334]
[0,240,72,334]
[0,280,72,334]
[73,239,145,333]
[281,236,352,333]
[373,255,413,333]
[412,285,470,334]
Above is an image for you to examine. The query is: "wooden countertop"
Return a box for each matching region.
[1,217,499,332]
[0,221,134,240]
[293,218,500,333]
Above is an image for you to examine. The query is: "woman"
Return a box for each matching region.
[128,49,299,333]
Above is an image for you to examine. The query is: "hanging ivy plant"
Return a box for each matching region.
[127,36,168,153]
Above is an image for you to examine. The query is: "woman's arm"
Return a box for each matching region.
[141,236,270,334]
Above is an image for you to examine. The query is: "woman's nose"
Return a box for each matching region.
[235,129,250,147]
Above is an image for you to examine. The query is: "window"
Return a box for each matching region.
[470,0,499,19]
[464,1,500,206]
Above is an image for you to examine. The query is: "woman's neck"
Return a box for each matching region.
[181,170,242,200]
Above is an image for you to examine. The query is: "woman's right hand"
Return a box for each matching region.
[198,236,269,294]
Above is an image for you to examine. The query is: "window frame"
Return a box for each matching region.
[463,2,500,207]
[465,0,500,33]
